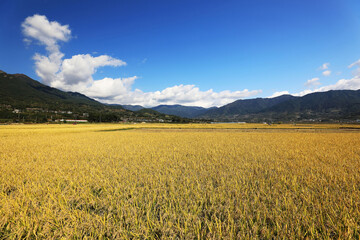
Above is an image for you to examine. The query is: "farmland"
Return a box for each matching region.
[1,123,360,239]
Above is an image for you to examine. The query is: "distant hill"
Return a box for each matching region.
[121,105,144,111]
[201,95,295,117]
[0,70,191,123]
[199,90,360,122]
[120,104,215,118]
[152,105,215,118]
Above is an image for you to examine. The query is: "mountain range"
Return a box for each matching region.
[199,90,360,122]
[121,104,215,118]
[122,91,360,122]
[1,70,360,122]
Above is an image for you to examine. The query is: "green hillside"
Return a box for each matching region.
[0,70,105,111]
[199,90,360,122]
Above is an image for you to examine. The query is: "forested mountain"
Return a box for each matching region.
[0,70,105,111]
[151,105,214,118]
[198,90,360,122]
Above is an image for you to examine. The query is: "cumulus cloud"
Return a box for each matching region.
[274,76,360,98]
[293,77,360,96]
[33,53,126,89]
[22,14,261,107]
[322,70,331,76]
[22,14,126,90]
[314,77,360,92]
[94,85,261,108]
[33,51,64,86]
[84,77,137,99]
[304,77,321,87]
[56,54,125,88]
[318,62,330,70]
[22,14,71,52]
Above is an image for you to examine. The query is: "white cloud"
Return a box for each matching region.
[310,59,360,92]
[274,76,360,98]
[84,76,137,99]
[22,14,126,90]
[22,14,71,52]
[349,59,360,77]
[313,77,360,92]
[322,70,331,76]
[33,51,64,86]
[292,77,360,96]
[318,63,331,76]
[57,54,125,87]
[305,77,321,87]
[268,91,290,98]
[348,59,360,69]
[22,14,261,108]
[32,53,126,89]
[93,85,261,108]
[318,62,330,70]
[293,89,315,97]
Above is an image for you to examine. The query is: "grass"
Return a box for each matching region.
[0,123,360,239]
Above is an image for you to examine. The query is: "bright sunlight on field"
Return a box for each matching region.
[1,123,360,239]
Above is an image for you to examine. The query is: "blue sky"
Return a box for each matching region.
[1,0,360,107]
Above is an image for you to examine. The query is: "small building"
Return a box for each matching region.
[56,119,88,123]
[63,119,88,123]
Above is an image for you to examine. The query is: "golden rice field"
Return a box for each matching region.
[1,123,360,239]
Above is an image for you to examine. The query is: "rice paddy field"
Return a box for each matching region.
[1,123,360,239]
